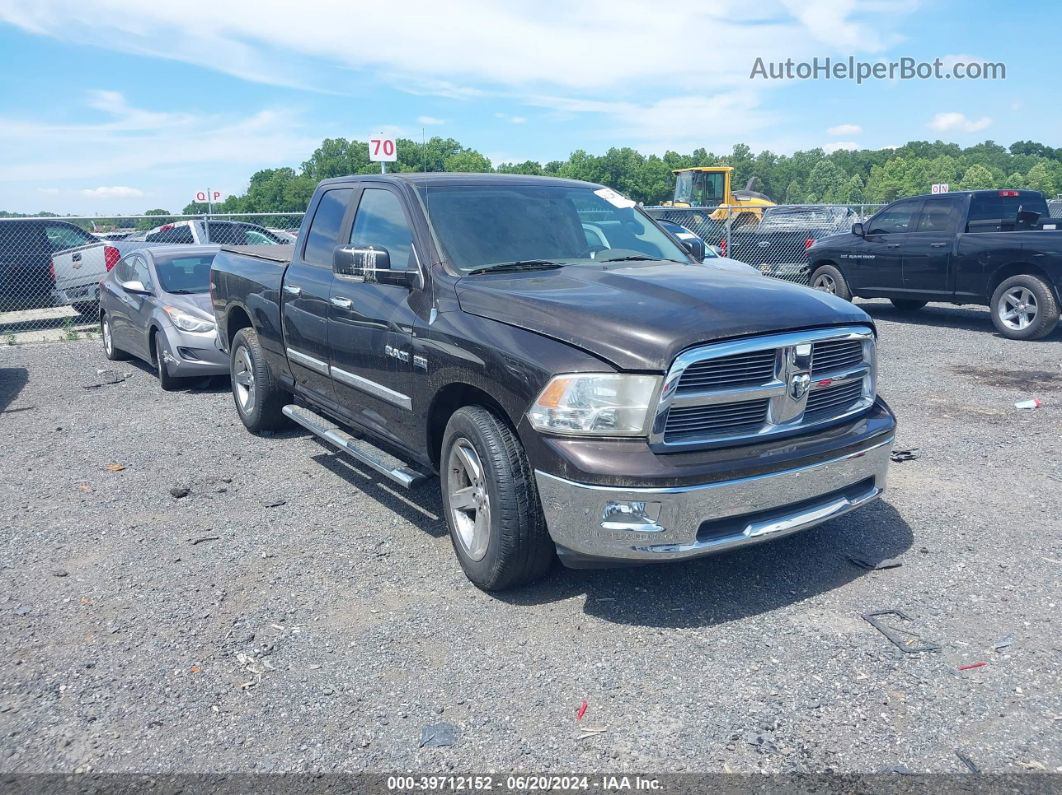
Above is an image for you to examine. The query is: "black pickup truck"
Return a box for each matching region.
[210,174,896,590]
[807,190,1062,340]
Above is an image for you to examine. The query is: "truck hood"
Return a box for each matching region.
[455,262,871,371]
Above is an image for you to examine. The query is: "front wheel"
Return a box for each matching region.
[990,274,1060,340]
[154,332,181,392]
[810,264,852,301]
[440,406,555,591]
[230,327,289,432]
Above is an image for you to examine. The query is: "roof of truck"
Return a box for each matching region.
[317,173,601,190]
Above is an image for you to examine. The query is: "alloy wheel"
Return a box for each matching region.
[999,287,1038,331]
[232,345,256,413]
[447,438,491,561]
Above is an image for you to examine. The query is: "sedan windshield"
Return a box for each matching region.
[154,254,215,294]
[420,185,689,272]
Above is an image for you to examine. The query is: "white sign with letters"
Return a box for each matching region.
[194,190,225,204]
[931,183,949,194]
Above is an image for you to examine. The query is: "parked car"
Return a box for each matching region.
[807,190,1062,340]
[100,246,228,389]
[656,218,761,275]
[52,219,286,318]
[0,219,96,312]
[211,174,895,590]
[728,205,858,282]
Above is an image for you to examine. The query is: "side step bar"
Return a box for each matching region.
[282,404,430,488]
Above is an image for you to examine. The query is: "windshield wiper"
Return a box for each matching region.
[166,289,204,294]
[595,254,682,264]
[467,260,565,275]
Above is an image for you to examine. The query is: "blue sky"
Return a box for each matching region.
[0,0,1056,214]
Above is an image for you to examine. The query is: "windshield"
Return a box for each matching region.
[759,206,851,230]
[154,254,215,294]
[420,185,689,272]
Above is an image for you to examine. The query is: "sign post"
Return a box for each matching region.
[368,136,397,174]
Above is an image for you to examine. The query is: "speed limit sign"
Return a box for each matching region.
[368,137,397,162]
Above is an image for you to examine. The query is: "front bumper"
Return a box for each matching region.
[535,433,892,568]
[157,327,229,376]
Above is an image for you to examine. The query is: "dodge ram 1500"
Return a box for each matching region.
[210,174,896,590]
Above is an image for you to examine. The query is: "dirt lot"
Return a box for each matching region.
[0,300,1060,775]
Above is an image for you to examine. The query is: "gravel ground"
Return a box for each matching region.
[0,299,1060,776]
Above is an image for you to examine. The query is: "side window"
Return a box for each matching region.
[131,256,152,288]
[44,223,93,251]
[867,200,923,235]
[303,188,354,266]
[349,189,415,271]
[917,201,961,233]
[147,225,194,244]
[114,255,137,283]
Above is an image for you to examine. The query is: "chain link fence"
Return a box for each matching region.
[5,199,1051,343]
[644,204,883,284]
[0,213,303,342]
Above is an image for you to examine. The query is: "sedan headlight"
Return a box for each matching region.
[527,373,661,436]
[163,306,215,333]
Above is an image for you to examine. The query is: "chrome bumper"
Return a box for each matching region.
[534,436,892,566]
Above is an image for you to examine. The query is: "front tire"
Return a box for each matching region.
[810,264,852,301]
[230,327,289,432]
[990,274,1060,340]
[154,331,181,392]
[890,299,927,312]
[440,406,555,591]
[100,313,129,361]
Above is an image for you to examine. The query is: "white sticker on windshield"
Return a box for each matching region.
[594,187,636,208]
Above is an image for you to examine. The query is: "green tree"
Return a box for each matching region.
[443,150,492,172]
[959,164,996,191]
[136,208,173,230]
[1024,161,1056,196]
[804,160,847,203]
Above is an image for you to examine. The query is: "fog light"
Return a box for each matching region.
[601,500,663,532]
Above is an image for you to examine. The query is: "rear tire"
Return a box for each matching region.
[890,299,927,312]
[230,327,289,432]
[810,264,852,301]
[100,313,129,361]
[440,406,555,591]
[990,274,1060,340]
[154,332,181,392]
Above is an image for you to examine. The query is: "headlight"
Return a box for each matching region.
[163,306,215,333]
[527,373,661,436]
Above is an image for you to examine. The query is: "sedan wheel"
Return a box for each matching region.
[232,345,256,415]
[100,314,128,361]
[446,438,491,561]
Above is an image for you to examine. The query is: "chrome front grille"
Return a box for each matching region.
[676,350,777,393]
[654,326,876,449]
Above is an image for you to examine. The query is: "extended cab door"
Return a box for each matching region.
[281,187,354,400]
[327,185,421,450]
[847,198,923,295]
[900,196,963,298]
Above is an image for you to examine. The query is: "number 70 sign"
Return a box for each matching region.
[369,137,397,162]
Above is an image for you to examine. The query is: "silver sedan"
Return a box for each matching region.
[99,246,228,390]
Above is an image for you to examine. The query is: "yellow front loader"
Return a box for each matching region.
[667,166,775,226]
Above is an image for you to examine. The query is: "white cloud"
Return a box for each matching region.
[928,112,992,133]
[823,141,859,153]
[509,116,527,124]
[939,53,987,70]
[416,115,445,126]
[827,123,862,136]
[81,186,146,199]
[0,1,916,95]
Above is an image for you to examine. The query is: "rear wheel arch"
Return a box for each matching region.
[225,304,253,348]
[988,262,1059,303]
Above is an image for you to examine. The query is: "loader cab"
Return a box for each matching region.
[673,168,729,209]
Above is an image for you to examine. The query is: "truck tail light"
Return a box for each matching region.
[720,239,727,256]
[104,246,120,272]
[804,238,815,250]
[49,258,56,282]
[999,190,1020,197]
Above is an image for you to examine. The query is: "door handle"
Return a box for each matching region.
[930,242,946,248]
[757,241,771,248]
[72,252,82,262]
[331,296,352,308]
[283,284,302,296]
